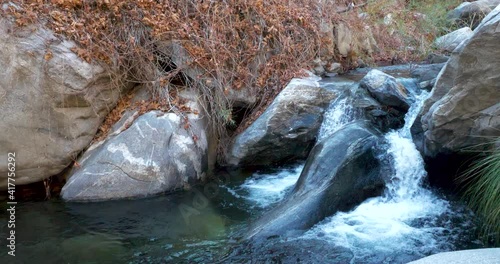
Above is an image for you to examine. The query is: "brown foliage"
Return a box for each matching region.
[2,0,345,158]
[2,0,449,158]
[0,0,343,158]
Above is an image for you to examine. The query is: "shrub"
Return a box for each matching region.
[459,139,500,245]
[363,0,463,60]
[2,0,344,155]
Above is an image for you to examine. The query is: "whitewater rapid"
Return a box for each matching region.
[227,164,303,208]
[234,86,476,262]
[300,90,475,262]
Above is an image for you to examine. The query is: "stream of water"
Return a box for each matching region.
[299,90,480,263]
[0,75,484,264]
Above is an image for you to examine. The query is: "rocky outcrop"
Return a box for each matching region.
[411,63,446,83]
[348,68,424,132]
[413,5,500,157]
[61,89,210,201]
[0,19,129,189]
[245,122,384,239]
[447,0,500,29]
[227,77,336,167]
[314,21,338,76]
[359,69,413,111]
[434,27,473,52]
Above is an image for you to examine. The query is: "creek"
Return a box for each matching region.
[0,71,484,264]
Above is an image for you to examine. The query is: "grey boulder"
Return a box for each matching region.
[245,121,384,240]
[481,0,500,9]
[408,248,500,264]
[61,90,210,201]
[227,77,336,167]
[0,19,128,189]
[434,27,474,52]
[410,63,446,91]
[410,63,446,84]
[427,53,450,64]
[360,69,413,111]
[447,0,499,29]
[414,5,500,157]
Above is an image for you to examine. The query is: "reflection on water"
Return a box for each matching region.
[0,161,482,264]
[0,164,304,263]
[0,192,233,263]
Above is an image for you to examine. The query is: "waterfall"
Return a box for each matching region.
[384,91,429,200]
[226,88,362,210]
[300,84,474,263]
[319,87,433,201]
[318,92,361,141]
[224,76,476,263]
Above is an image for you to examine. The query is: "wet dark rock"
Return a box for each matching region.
[244,121,385,240]
[353,87,405,132]
[427,53,450,64]
[222,237,354,263]
[369,109,389,117]
[410,63,446,84]
[349,64,413,77]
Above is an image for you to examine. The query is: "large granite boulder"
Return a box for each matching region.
[413,5,500,157]
[434,27,474,52]
[227,77,337,167]
[0,19,128,189]
[359,69,413,111]
[245,121,384,240]
[61,89,211,201]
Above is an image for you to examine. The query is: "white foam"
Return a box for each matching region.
[233,164,304,208]
[318,96,360,141]
[301,90,471,260]
[384,132,426,200]
[302,193,451,258]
